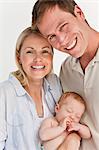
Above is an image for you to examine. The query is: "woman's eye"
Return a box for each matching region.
[42,50,51,55]
[26,50,34,54]
[42,50,49,53]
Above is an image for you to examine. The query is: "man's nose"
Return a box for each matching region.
[56,31,66,45]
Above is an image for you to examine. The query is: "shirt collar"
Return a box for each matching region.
[72,57,83,74]
[9,74,27,96]
[43,76,52,94]
[93,48,99,62]
[71,48,99,72]
[9,74,52,96]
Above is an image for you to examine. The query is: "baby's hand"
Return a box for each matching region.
[65,116,72,126]
[67,122,80,132]
[59,117,72,130]
[59,118,67,130]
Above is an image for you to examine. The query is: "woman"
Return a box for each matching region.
[0,27,81,150]
[0,27,62,149]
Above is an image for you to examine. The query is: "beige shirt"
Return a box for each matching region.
[60,49,99,150]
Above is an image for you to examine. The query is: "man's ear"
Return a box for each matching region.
[74,5,85,21]
[55,103,60,113]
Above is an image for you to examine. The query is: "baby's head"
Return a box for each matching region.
[55,92,85,123]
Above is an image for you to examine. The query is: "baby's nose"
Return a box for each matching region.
[70,115,75,121]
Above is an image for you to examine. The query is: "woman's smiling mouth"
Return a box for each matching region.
[31,65,45,69]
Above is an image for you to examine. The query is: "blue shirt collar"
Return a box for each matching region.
[9,74,52,96]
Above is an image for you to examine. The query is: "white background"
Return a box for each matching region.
[0,0,99,82]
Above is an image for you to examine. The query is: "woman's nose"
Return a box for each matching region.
[33,53,42,61]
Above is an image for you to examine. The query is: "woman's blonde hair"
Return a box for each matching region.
[12,27,53,86]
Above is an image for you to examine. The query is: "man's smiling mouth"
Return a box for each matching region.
[66,38,77,51]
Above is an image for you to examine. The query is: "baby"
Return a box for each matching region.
[39,92,91,150]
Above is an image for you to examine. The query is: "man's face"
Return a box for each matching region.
[37,5,89,58]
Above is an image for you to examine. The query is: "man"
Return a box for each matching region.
[32,0,99,149]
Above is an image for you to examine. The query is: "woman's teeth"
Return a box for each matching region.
[32,66,45,69]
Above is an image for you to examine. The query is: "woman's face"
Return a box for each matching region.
[19,34,53,82]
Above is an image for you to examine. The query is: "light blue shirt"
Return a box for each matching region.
[0,73,62,150]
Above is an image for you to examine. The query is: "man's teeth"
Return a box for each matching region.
[32,66,45,69]
[66,38,77,50]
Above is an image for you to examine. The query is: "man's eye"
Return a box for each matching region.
[49,35,56,42]
[50,35,55,39]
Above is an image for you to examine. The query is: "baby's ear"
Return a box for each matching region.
[55,103,60,113]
